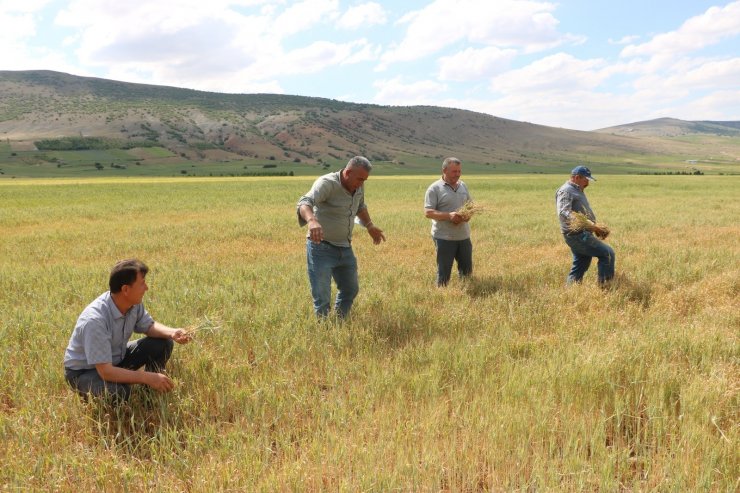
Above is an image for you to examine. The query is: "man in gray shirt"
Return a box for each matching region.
[64,259,192,403]
[555,166,615,285]
[424,157,473,286]
[297,156,385,317]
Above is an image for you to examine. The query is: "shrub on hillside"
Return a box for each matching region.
[35,136,158,150]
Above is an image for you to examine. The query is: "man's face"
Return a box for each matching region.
[443,163,462,185]
[122,272,148,305]
[341,166,369,193]
[574,174,590,189]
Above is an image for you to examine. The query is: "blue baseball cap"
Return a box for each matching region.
[571,165,595,181]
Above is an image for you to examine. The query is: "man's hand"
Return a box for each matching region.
[367,224,386,245]
[592,225,610,239]
[172,329,192,344]
[449,212,464,224]
[307,218,324,244]
[145,372,175,392]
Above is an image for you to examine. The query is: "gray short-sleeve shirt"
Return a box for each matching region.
[425,178,472,240]
[296,170,367,247]
[63,291,154,370]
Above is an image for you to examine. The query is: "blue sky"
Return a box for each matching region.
[2,0,740,130]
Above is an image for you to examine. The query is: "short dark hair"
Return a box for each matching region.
[109,259,148,293]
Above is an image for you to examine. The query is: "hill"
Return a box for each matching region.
[596,117,740,137]
[1,70,739,176]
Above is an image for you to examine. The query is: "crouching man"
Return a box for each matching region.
[63,259,191,403]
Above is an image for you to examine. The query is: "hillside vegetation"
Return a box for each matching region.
[2,70,739,177]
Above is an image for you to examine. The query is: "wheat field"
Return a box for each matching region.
[0,175,737,491]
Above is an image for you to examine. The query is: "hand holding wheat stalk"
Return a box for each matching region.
[184,315,223,338]
[567,211,610,239]
[455,201,485,221]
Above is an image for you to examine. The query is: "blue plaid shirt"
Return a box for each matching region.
[64,291,154,370]
[555,181,595,234]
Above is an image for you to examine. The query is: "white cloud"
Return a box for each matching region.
[671,89,740,121]
[373,77,447,105]
[621,1,740,58]
[446,89,672,130]
[626,56,740,108]
[342,40,382,64]
[438,46,517,81]
[0,1,81,73]
[0,0,52,48]
[278,39,376,75]
[337,2,387,30]
[0,10,37,44]
[379,0,574,68]
[490,53,607,93]
[106,64,285,94]
[675,57,740,90]
[609,34,640,45]
[273,0,340,37]
[0,0,53,13]
[46,0,376,92]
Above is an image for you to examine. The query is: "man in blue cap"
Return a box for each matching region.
[555,166,615,285]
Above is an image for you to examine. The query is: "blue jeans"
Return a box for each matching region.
[563,232,615,284]
[433,238,473,286]
[64,337,174,403]
[306,240,359,317]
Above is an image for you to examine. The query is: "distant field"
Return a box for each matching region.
[0,175,737,491]
[1,145,739,178]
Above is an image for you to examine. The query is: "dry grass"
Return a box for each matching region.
[0,175,737,491]
[455,200,486,221]
[567,210,611,238]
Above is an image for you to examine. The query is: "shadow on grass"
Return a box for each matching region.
[463,274,534,298]
[358,303,442,350]
[604,273,654,308]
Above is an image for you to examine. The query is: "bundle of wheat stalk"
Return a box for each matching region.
[567,211,610,239]
[455,201,485,221]
[184,315,223,337]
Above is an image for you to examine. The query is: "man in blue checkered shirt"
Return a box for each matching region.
[63,259,191,403]
[556,166,615,285]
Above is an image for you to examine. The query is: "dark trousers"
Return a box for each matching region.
[64,337,173,403]
[434,238,473,286]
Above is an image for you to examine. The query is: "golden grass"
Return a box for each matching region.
[567,210,611,238]
[454,200,486,221]
[0,175,737,491]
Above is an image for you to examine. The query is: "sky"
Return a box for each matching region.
[2,0,740,131]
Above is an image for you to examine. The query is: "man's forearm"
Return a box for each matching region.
[146,321,176,339]
[96,363,152,385]
[299,204,317,223]
[97,362,174,392]
[425,208,452,221]
[356,209,374,227]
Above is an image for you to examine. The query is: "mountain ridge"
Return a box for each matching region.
[1,70,739,174]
